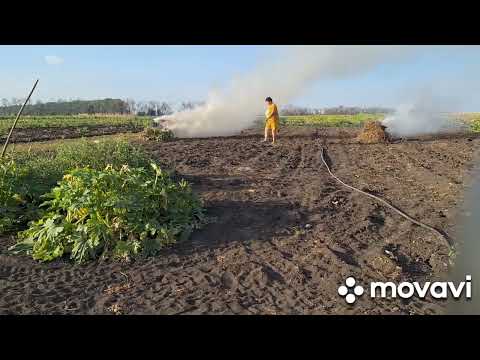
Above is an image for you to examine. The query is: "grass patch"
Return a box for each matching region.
[0,115,153,135]
[446,113,480,133]
[280,113,386,127]
[464,115,480,133]
[143,127,175,142]
[253,113,386,128]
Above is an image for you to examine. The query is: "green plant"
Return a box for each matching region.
[289,226,306,237]
[0,115,152,136]
[9,163,204,263]
[0,160,36,233]
[143,127,175,142]
[470,118,480,133]
[0,139,154,234]
[448,247,458,267]
[279,113,386,127]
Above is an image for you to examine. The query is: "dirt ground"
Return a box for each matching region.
[1,127,479,315]
[0,124,143,144]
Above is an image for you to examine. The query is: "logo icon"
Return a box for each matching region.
[338,276,364,304]
[338,275,472,305]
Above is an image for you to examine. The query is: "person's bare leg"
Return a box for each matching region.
[263,127,268,142]
[271,128,276,144]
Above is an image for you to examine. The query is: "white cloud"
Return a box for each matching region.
[44,55,64,65]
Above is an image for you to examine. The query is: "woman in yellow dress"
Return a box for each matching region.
[263,97,280,144]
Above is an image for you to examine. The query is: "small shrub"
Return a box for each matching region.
[470,118,480,133]
[143,127,175,142]
[0,139,153,234]
[0,160,38,233]
[9,163,204,263]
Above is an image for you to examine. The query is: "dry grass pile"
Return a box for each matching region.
[357,121,390,144]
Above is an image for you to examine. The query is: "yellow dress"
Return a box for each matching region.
[265,103,280,131]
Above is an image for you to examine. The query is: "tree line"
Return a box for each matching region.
[280,104,394,116]
[0,98,204,116]
[0,98,129,116]
[0,97,394,117]
[124,99,204,116]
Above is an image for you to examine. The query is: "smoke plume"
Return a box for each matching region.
[382,91,466,138]
[158,46,415,138]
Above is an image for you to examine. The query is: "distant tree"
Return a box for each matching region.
[0,98,179,116]
[180,101,196,111]
[148,101,158,116]
[280,104,315,116]
[125,98,136,114]
[136,100,150,116]
[158,102,173,116]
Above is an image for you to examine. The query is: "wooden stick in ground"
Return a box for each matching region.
[1,79,39,158]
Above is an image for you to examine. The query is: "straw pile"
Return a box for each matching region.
[357,121,390,144]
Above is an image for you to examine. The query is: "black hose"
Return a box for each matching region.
[320,147,453,249]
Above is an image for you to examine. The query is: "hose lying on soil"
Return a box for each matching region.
[320,147,453,250]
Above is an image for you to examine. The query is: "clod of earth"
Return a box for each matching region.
[221,271,238,290]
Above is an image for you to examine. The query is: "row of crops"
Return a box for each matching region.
[456,113,480,132]
[280,113,386,127]
[2,113,480,135]
[0,115,153,135]
[277,113,480,131]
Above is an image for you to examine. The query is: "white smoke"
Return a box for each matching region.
[382,92,465,138]
[158,46,416,138]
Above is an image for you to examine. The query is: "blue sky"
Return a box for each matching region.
[1,45,479,110]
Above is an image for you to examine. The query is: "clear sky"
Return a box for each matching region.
[1,45,479,110]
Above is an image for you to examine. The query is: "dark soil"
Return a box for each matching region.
[1,126,479,314]
[0,124,144,144]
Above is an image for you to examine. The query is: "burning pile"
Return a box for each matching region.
[357,121,391,144]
